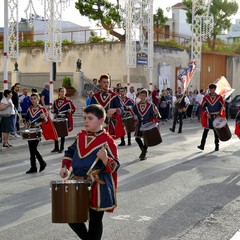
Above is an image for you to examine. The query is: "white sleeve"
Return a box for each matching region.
[185,96,190,105]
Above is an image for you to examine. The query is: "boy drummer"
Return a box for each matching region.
[133,89,160,161]
[25,93,48,174]
[59,104,120,240]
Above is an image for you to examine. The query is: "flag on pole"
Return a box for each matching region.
[178,60,197,92]
[214,76,235,101]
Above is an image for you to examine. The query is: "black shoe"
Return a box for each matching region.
[58,149,63,153]
[215,146,219,151]
[51,148,59,153]
[139,148,147,160]
[140,156,147,161]
[178,130,182,133]
[169,128,175,133]
[197,146,204,150]
[118,142,125,146]
[39,161,47,172]
[128,142,131,146]
[26,167,37,174]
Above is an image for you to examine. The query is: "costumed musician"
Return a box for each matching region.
[234,106,240,139]
[133,89,160,161]
[169,87,190,133]
[90,74,124,139]
[51,87,76,153]
[59,104,119,240]
[118,87,135,146]
[24,93,48,174]
[197,83,225,151]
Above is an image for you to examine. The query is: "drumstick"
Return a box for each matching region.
[86,143,108,176]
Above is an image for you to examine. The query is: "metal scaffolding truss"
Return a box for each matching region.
[7,0,19,58]
[191,0,213,68]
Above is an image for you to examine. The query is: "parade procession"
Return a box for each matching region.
[1,0,240,240]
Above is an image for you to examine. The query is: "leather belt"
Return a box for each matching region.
[74,169,105,185]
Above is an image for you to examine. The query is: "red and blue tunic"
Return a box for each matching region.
[201,94,225,129]
[133,101,156,137]
[52,97,76,132]
[62,130,119,212]
[91,90,124,139]
[25,105,48,126]
[26,105,58,140]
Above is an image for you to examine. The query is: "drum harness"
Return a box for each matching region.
[67,144,108,185]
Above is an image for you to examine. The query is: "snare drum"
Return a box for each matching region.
[51,180,91,223]
[212,117,232,141]
[122,114,135,133]
[140,122,162,146]
[21,128,42,140]
[53,118,68,137]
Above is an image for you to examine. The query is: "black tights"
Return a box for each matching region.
[69,208,104,240]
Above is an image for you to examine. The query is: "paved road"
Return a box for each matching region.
[0,119,240,240]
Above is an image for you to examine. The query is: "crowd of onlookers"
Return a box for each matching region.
[0,83,50,146]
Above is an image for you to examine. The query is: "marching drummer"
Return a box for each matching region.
[118,87,135,146]
[90,74,124,139]
[133,89,160,161]
[51,87,76,153]
[59,104,119,240]
[197,83,225,151]
[24,93,48,174]
[235,106,240,139]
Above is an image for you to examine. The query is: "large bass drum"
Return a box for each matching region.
[51,180,91,223]
[53,118,68,137]
[122,114,135,133]
[212,117,231,141]
[140,122,162,147]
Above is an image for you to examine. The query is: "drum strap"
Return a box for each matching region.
[71,169,105,185]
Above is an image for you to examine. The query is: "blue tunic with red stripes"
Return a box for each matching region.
[62,129,119,212]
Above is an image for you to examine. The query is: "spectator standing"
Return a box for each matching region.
[152,85,160,109]
[19,88,31,123]
[126,86,136,101]
[11,83,21,136]
[40,83,50,109]
[186,91,194,118]
[1,90,16,147]
[192,89,198,118]
[159,90,168,121]
[196,89,205,121]
[86,90,94,106]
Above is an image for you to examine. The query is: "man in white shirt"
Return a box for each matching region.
[126,86,136,101]
[169,87,190,133]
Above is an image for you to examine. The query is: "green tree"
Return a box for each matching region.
[183,0,238,49]
[154,7,168,27]
[75,0,124,41]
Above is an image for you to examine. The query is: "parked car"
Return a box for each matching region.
[229,95,240,119]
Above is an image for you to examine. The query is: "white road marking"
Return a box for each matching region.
[110,215,131,220]
[230,230,240,240]
[137,216,152,222]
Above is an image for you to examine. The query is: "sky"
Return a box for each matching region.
[1,0,240,28]
[0,0,181,28]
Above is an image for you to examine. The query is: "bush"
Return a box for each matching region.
[62,76,75,89]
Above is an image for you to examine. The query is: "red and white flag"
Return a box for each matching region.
[214,76,235,100]
[178,60,197,92]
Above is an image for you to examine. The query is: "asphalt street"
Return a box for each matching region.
[0,118,240,240]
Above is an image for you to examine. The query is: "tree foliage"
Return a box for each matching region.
[183,0,238,49]
[153,8,168,27]
[75,0,124,41]
[75,1,168,41]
